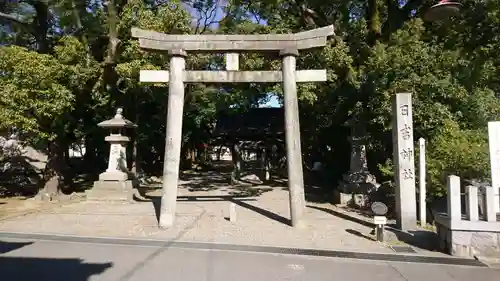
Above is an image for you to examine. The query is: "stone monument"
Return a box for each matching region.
[336,118,379,207]
[392,93,417,231]
[487,121,500,213]
[86,108,137,202]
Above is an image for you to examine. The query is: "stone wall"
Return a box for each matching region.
[436,222,500,258]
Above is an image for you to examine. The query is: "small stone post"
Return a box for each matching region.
[229,202,237,222]
[87,108,137,201]
[418,138,427,226]
[392,93,417,230]
[447,175,461,221]
[262,148,270,181]
[281,48,306,228]
[159,49,186,229]
[484,186,496,222]
[465,185,479,221]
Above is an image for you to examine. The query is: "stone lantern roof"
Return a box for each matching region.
[98,108,137,129]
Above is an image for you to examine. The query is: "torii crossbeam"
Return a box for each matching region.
[132,26,334,229]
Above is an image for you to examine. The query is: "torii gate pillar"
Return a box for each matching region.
[281,48,305,227]
[160,49,186,228]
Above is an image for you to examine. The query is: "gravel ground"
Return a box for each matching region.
[0,186,398,253]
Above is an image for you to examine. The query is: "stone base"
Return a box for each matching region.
[436,217,500,258]
[333,190,369,207]
[86,180,134,202]
[99,171,128,181]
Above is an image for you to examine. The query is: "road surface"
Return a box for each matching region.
[0,236,499,281]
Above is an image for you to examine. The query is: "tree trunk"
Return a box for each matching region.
[83,135,102,173]
[190,148,196,163]
[180,143,190,170]
[230,142,242,184]
[366,0,383,45]
[37,139,67,201]
[32,1,50,54]
[216,145,223,161]
[131,136,138,175]
[103,0,121,106]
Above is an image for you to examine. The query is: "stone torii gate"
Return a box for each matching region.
[132,26,334,229]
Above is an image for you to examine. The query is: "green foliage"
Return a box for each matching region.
[0,46,75,143]
[426,120,490,197]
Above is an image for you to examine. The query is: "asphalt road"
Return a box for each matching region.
[0,237,499,281]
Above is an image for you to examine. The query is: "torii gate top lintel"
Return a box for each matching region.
[131,25,335,52]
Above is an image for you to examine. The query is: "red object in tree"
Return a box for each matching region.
[199,143,207,149]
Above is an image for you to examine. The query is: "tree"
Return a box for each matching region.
[1,0,499,202]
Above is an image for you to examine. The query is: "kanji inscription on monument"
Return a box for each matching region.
[392,93,417,230]
[400,148,413,161]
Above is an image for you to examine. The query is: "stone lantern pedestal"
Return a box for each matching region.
[86,108,137,202]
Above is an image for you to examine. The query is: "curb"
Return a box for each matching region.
[0,231,487,268]
[475,255,500,268]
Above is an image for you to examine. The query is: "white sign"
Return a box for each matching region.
[373,216,387,225]
[488,121,500,213]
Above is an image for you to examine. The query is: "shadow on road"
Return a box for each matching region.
[0,240,33,254]
[0,257,112,281]
[0,240,112,281]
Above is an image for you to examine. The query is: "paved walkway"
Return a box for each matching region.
[1,237,498,281]
[0,187,394,253]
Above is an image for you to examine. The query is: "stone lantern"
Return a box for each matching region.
[87,108,137,202]
[335,118,379,207]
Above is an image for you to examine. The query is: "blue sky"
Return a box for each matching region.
[186,1,267,29]
[261,94,281,108]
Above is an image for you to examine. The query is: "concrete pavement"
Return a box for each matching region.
[0,188,396,253]
[0,187,438,255]
[1,236,499,281]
